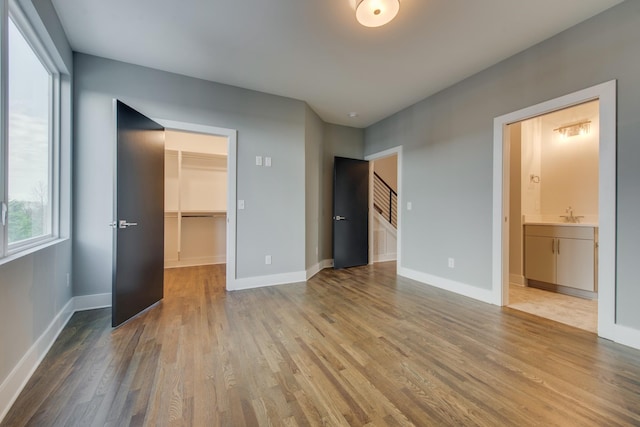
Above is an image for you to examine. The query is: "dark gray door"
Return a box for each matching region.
[112,100,165,327]
[333,157,369,269]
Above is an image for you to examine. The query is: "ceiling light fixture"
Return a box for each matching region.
[554,120,591,138]
[356,0,400,28]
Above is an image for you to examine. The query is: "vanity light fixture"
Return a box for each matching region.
[356,0,400,28]
[554,120,591,138]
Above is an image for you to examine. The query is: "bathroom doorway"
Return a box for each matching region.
[492,80,617,340]
[506,101,599,332]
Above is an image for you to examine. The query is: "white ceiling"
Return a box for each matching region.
[51,0,622,128]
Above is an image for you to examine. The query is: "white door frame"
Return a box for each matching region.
[491,80,616,340]
[365,146,403,272]
[155,119,238,291]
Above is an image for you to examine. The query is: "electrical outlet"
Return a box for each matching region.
[256,156,263,166]
[448,258,455,268]
[265,255,272,265]
[265,157,272,167]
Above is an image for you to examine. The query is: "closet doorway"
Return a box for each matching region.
[164,129,228,270]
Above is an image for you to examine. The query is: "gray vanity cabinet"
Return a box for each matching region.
[524,225,597,292]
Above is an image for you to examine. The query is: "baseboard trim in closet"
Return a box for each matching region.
[165,257,226,269]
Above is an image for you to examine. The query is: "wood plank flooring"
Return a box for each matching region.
[3,262,640,426]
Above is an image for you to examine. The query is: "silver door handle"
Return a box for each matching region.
[333,216,346,221]
[119,220,138,229]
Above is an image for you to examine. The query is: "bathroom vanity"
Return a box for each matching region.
[524,223,598,299]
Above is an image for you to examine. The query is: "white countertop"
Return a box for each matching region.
[524,221,598,228]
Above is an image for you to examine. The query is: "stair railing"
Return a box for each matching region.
[373,172,397,228]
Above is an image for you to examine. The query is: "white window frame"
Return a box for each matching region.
[0,0,62,259]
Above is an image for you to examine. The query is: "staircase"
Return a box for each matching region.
[373,172,397,262]
[373,172,397,228]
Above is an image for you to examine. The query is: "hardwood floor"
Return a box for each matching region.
[3,262,640,426]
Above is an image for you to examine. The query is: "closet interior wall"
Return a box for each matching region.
[164,130,228,268]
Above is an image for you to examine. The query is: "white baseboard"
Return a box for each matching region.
[610,324,640,351]
[399,267,640,351]
[398,266,494,305]
[509,274,525,286]
[306,263,322,280]
[4,264,638,426]
[230,270,308,291]
[374,253,397,263]
[165,255,226,269]
[0,297,75,423]
[306,259,334,280]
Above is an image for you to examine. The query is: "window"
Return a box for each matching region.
[1,6,61,258]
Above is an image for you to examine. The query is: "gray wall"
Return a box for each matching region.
[305,106,324,269]
[0,0,72,398]
[364,1,640,329]
[306,108,365,268]
[73,53,308,295]
[0,242,72,383]
[27,0,72,71]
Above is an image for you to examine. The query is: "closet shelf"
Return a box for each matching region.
[181,151,227,160]
[181,210,227,218]
[165,140,228,268]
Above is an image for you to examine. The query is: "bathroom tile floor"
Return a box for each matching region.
[508,284,597,333]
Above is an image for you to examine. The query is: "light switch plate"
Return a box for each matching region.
[256,156,263,166]
[238,200,245,210]
[265,157,272,167]
[407,202,412,211]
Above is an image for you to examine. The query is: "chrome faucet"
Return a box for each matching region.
[560,206,584,223]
